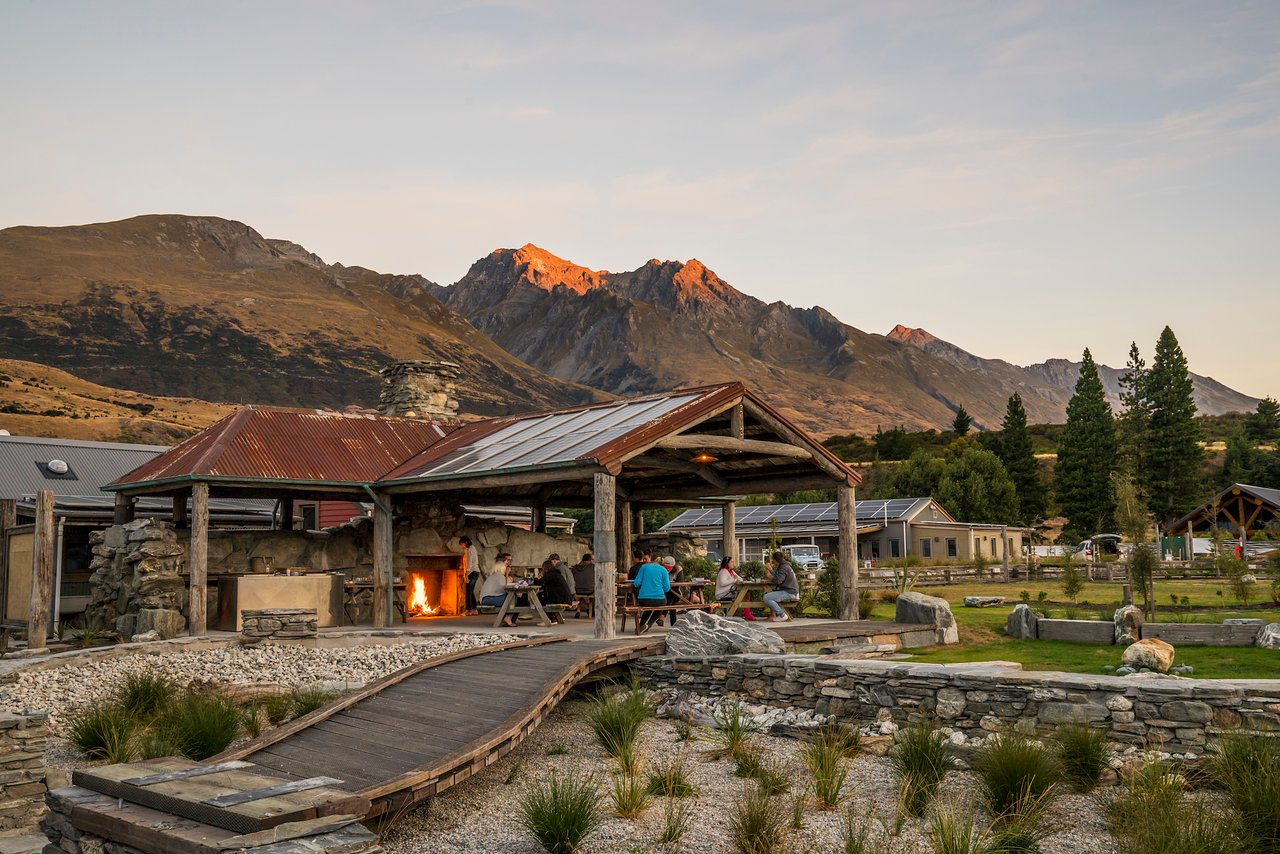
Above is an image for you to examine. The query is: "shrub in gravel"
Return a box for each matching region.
[710,701,760,758]
[1207,732,1280,853]
[801,730,850,810]
[289,686,336,718]
[519,773,602,854]
[116,671,176,721]
[728,782,788,854]
[645,753,695,798]
[261,693,294,726]
[608,770,651,819]
[1049,724,1110,793]
[155,693,241,760]
[842,807,884,854]
[886,722,955,817]
[137,731,182,761]
[814,720,861,759]
[658,798,692,845]
[973,734,1060,820]
[69,703,139,763]
[1104,757,1241,854]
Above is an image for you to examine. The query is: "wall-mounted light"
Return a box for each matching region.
[690,451,718,464]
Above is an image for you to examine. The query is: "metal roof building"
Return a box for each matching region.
[0,435,169,500]
[1167,483,1280,538]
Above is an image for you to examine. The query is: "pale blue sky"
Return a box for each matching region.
[2,1,1277,397]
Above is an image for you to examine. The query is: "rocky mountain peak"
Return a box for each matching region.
[504,244,606,294]
[618,256,744,308]
[887,324,939,346]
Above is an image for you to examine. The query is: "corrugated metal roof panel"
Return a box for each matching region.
[109,408,454,487]
[0,435,168,499]
[663,498,940,531]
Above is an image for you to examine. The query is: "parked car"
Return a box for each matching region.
[781,544,824,575]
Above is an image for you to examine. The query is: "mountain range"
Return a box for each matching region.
[0,215,1259,441]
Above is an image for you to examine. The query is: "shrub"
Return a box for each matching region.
[68,703,138,762]
[973,734,1060,820]
[645,754,695,798]
[262,693,293,725]
[886,722,955,817]
[588,690,649,771]
[842,808,884,854]
[136,731,181,760]
[658,797,691,844]
[801,732,849,810]
[154,693,241,760]
[813,721,861,758]
[289,686,336,718]
[681,555,716,578]
[728,783,788,854]
[709,701,760,758]
[738,560,767,581]
[116,671,175,721]
[608,771,650,819]
[1207,732,1280,853]
[518,773,602,854]
[1050,724,1111,793]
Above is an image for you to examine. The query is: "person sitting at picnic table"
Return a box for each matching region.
[549,553,575,594]
[660,556,684,625]
[763,551,800,622]
[571,552,595,616]
[538,559,576,607]
[715,555,756,621]
[632,550,671,634]
[479,553,518,627]
[626,549,644,581]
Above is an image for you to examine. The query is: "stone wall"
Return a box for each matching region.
[636,654,1280,754]
[86,519,187,640]
[378,359,461,419]
[241,608,318,640]
[0,711,48,833]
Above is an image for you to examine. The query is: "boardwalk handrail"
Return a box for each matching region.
[212,635,571,763]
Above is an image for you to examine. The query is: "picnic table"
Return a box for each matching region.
[617,578,719,634]
[721,581,795,618]
[492,583,563,628]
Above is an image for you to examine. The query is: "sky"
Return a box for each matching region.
[2,1,1278,398]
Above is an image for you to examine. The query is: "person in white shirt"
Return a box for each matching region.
[478,552,517,627]
[715,556,756,621]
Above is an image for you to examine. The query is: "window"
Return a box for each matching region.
[975,539,983,557]
[946,538,957,558]
[921,538,932,558]
[301,504,318,531]
[889,539,901,558]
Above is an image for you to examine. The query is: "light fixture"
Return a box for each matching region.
[690,451,718,464]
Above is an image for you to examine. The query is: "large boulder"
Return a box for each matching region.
[964,596,1005,608]
[134,607,186,640]
[1005,603,1037,640]
[1113,605,1144,645]
[895,592,959,645]
[1257,623,1280,649]
[664,609,785,657]
[1121,638,1175,673]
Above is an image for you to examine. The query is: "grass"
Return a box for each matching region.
[1050,725,1111,793]
[608,771,651,819]
[733,750,791,795]
[1104,757,1242,854]
[261,693,294,725]
[288,686,336,718]
[518,773,602,854]
[972,734,1059,820]
[658,798,691,845]
[645,754,696,798]
[153,693,241,760]
[116,671,175,720]
[886,722,955,817]
[842,808,887,854]
[1207,732,1280,853]
[68,704,139,763]
[801,728,851,810]
[728,783,788,854]
[587,688,651,772]
[709,701,760,758]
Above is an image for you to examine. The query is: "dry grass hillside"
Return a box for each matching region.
[0,358,233,443]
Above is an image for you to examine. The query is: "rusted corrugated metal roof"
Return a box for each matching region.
[107,407,454,488]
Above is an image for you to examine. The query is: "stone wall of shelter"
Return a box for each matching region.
[636,654,1280,754]
[0,711,48,833]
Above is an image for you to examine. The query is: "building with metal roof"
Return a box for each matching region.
[663,498,1030,565]
[0,434,169,500]
[1166,483,1280,540]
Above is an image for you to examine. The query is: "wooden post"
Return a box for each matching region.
[171,493,188,529]
[189,482,209,637]
[27,490,55,650]
[531,503,547,534]
[836,484,858,621]
[372,494,393,628]
[0,498,14,608]
[730,404,745,440]
[279,497,294,531]
[616,500,631,572]
[1001,525,1010,582]
[593,473,617,640]
[723,500,738,563]
[633,508,644,537]
[113,493,135,525]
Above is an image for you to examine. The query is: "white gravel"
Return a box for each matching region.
[379,700,1117,854]
[0,633,511,735]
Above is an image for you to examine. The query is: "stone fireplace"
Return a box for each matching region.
[404,554,465,618]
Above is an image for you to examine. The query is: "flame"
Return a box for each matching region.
[408,575,436,616]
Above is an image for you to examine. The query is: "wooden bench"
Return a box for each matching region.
[620,602,720,634]
[574,594,594,618]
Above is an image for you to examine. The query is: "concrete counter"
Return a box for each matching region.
[215,574,344,631]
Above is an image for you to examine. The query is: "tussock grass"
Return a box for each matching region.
[802,729,850,810]
[973,734,1059,820]
[261,693,294,726]
[814,721,862,758]
[136,731,181,761]
[1050,724,1111,793]
[154,693,240,760]
[886,722,955,817]
[709,701,760,758]
[1104,757,1241,854]
[116,671,176,721]
[1207,732,1280,853]
[658,797,692,844]
[288,686,336,718]
[733,749,790,795]
[519,773,602,854]
[68,704,138,763]
[608,771,651,819]
[645,753,695,798]
[728,783,788,854]
[927,801,990,854]
[588,689,650,771]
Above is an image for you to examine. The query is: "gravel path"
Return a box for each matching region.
[0,633,511,734]
[380,700,1116,854]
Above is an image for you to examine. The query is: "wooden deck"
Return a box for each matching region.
[212,634,664,817]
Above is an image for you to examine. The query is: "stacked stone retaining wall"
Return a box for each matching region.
[241,608,318,639]
[636,654,1280,754]
[0,711,48,832]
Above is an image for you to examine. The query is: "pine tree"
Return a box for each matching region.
[951,406,972,436]
[1056,349,1118,536]
[1245,397,1280,444]
[1116,341,1149,475]
[1142,327,1202,525]
[997,393,1046,525]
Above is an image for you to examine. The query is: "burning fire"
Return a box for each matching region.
[408,575,437,616]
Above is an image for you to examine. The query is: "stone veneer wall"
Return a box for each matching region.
[0,711,48,833]
[241,608,318,639]
[636,654,1280,753]
[86,519,187,640]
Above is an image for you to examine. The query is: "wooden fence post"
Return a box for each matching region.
[837,484,858,621]
[27,490,55,650]
[593,473,617,640]
[189,482,209,636]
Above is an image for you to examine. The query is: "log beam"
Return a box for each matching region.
[740,399,857,484]
[171,493,188,529]
[113,493,135,525]
[372,493,393,628]
[27,490,55,650]
[189,482,209,637]
[654,434,811,459]
[722,500,737,563]
[616,500,631,573]
[593,473,617,640]
[730,404,745,440]
[836,484,858,621]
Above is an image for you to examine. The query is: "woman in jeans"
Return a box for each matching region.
[763,551,799,622]
[478,553,518,627]
[632,552,671,634]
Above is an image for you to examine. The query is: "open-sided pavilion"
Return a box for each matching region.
[105,383,861,639]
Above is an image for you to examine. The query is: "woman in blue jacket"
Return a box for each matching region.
[632,551,671,634]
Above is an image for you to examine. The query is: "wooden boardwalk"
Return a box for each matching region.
[213,635,663,818]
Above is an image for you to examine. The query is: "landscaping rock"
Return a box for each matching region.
[1114,604,1144,646]
[1223,618,1266,626]
[895,591,959,644]
[1121,638,1175,672]
[664,609,785,657]
[1257,623,1280,649]
[1005,603,1037,640]
[134,607,185,640]
[964,596,1004,608]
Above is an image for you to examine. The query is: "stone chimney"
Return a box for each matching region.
[378,360,462,420]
